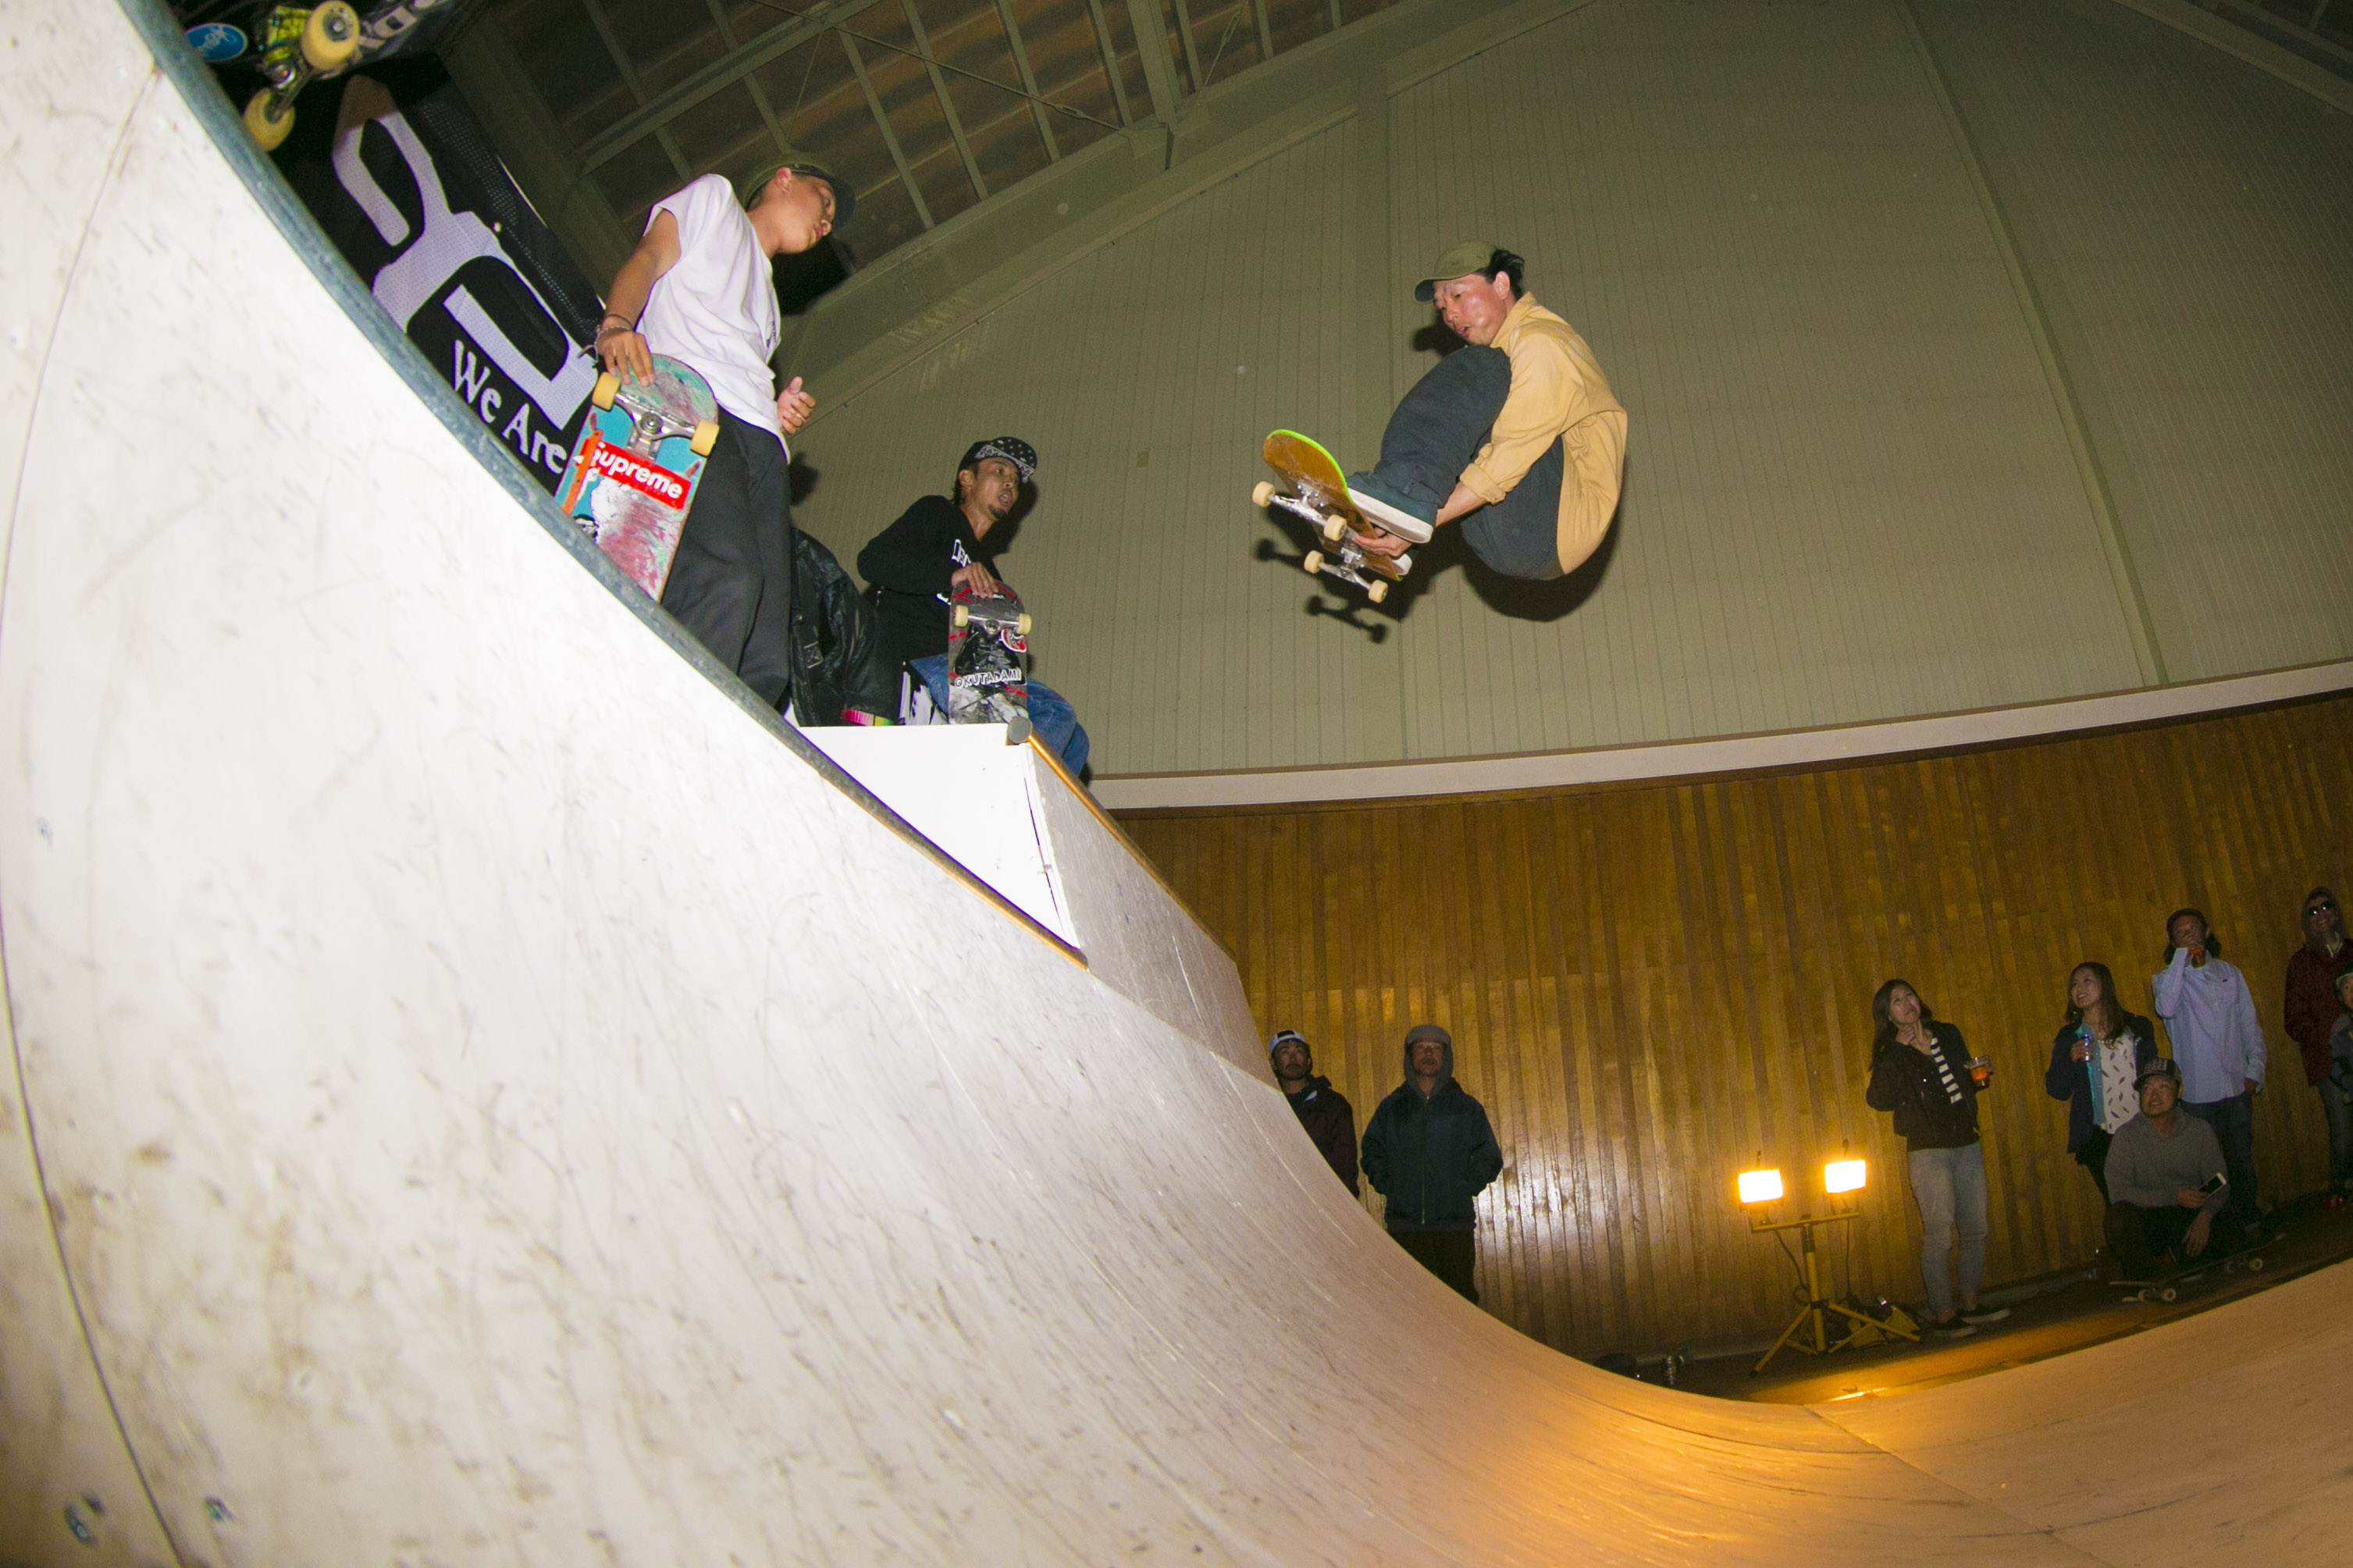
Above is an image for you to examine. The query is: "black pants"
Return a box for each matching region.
[1390,1227,1478,1303]
[1371,347,1567,580]
[2105,1203,2200,1278]
[660,411,794,709]
[2180,1093,2259,1230]
[2075,1127,2114,1204]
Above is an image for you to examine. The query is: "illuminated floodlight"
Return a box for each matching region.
[1824,1158,1867,1194]
[1737,1168,1785,1204]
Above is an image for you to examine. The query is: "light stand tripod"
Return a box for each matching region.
[1750,1208,1918,1375]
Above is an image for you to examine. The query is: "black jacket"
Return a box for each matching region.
[1865,1022,1983,1152]
[788,530,898,725]
[2042,1012,2159,1154]
[1361,1040,1503,1232]
[856,495,991,671]
[1287,1076,1360,1196]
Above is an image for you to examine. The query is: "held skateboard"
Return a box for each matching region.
[554,355,721,601]
[946,585,1033,741]
[1252,430,1424,605]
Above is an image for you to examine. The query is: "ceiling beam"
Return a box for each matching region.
[581,0,870,174]
[899,0,991,202]
[1251,0,1276,66]
[1122,0,1186,121]
[578,0,689,178]
[1169,0,1208,93]
[1087,0,1135,125]
[703,0,799,161]
[994,0,1062,161]
[841,30,934,229]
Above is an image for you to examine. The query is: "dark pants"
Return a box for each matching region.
[660,411,795,709]
[2180,1093,2259,1228]
[1372,347,1566,580]
[2074,1126,2114,1204]
[1390,1227,1478,1303]
[2105,1203,2201,1278]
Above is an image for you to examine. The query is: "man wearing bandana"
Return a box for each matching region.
[858,437,1090,775]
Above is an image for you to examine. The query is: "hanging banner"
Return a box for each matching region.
[287,67,603,493]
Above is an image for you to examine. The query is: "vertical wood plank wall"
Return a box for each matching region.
[1118,696,2353,1356]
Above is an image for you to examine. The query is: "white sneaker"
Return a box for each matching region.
[1959,1305,2010,1324]
[1344,485,1436,543]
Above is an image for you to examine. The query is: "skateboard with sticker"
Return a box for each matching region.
[945,584,1034,741]
[554,354,721,600]
[1251,429,1427,604]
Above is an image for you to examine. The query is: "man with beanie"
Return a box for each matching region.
[1269,1029,1358,1196]
[1340,243,1626,581]
[595,154,849,709]
[1360,1024,1504,1302]
[858,437,1090,774]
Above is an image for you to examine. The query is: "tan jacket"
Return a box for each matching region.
[1458,294,1627,575]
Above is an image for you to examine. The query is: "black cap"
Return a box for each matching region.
[2136,1057,2183,1090]
[959,437,1037,484]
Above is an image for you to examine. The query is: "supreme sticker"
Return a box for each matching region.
[584,436,689,505]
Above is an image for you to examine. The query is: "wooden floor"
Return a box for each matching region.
[1123,695,2353,1356]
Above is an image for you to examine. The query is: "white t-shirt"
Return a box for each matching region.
[637,173,781,440]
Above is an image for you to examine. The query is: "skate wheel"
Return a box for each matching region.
[2159,1286,2177,1303]
[690,419,720,457]
[1367,580,1389,604]
[2223,1260,2237,1274]
[244,89,294,151]
[2136,1287,2154,1303]
[951,605,970,630]
[1322,514,1346,543]
[2248,1256,2265,1271]
[1251,481,1275,508]
[1302,551,1322,575]
[302,1,362,70]
[1016,613,1033,636]
[591,372,620,411]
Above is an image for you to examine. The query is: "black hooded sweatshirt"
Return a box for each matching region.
[1360,1038,1504,1232]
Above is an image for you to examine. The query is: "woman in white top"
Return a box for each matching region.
[2042,962,2159,1204]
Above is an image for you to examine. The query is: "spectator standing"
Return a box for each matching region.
[2043,962,2159,1203]
[2151,908,2266,1236]
[1269,1029,1359,1196]
[1361,1025,1502,1303]
[2102,1058,2231,1278]
[2330,960,2353,1204]
[2284,888,2349,1206]
[1864,980,2008,1336]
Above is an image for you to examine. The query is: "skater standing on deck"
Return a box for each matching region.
[594,155,849,709]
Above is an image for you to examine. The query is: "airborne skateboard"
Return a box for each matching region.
[238,4,364,150]
[554,354,721,601]
[945,584,1034,740]
[1252,430,1426,605]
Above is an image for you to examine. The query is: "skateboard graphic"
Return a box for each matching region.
[945,585,1034,738]
[554,355,721,601]
[238,5,365,150]
[2113,1233,2268,1304]
[1252,430,1426,604]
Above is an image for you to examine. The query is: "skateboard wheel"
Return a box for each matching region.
[951,604,970,630]
[1302,551,1323,576]
[1322,514,1346,543]
[243,89,294,151]
[301,2,362,70]
[1251,481,1275,508]
[1016,613,1033,636]
[591,372,620,411]
[690,419,720,457]
[2159,1286,2177,1303]
[2248,1256,2265,1271]
[2136,1287,2154,1303]
[1367,580,1389,604]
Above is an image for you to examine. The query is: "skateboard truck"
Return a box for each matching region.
[241,3,363,152]
[951,600,1034,638]
[593,372,721,460]
[1252,478,1413,605]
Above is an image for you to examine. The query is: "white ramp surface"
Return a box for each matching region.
[0,4,2346,1564]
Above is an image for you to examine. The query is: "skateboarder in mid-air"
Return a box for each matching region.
[593,153,850,709]
[1346,242,1627,581]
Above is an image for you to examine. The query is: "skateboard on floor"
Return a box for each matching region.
[1251,430,1421,605]
[554,354,721,601]
[2112,1236,2268,1303]
[946,584,1033,739]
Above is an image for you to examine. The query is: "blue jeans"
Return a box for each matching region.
[1906,1143,1988,1316]
[2323,1075,2353,1192]
[2181,1093,2259,1226]
[1371,346,1566,580]
[910,654,1090,777]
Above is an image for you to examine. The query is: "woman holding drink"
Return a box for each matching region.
[2043,962,2160,1203]
[1865,979,2009,1336]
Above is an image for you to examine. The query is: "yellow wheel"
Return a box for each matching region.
[590,372,620,411]
[1302,551,1323,575]
[244,90,295,151]
[302,2,363,71]
[1016,613,1033,636]
[1367,580,1390,604]
[1251,481,1275,508]
[689,419,720,457]
[951,604,970,630]
[1322,514,1346,543]
[2159,1286,2177,1303]
[2248,1257,2265,1271]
